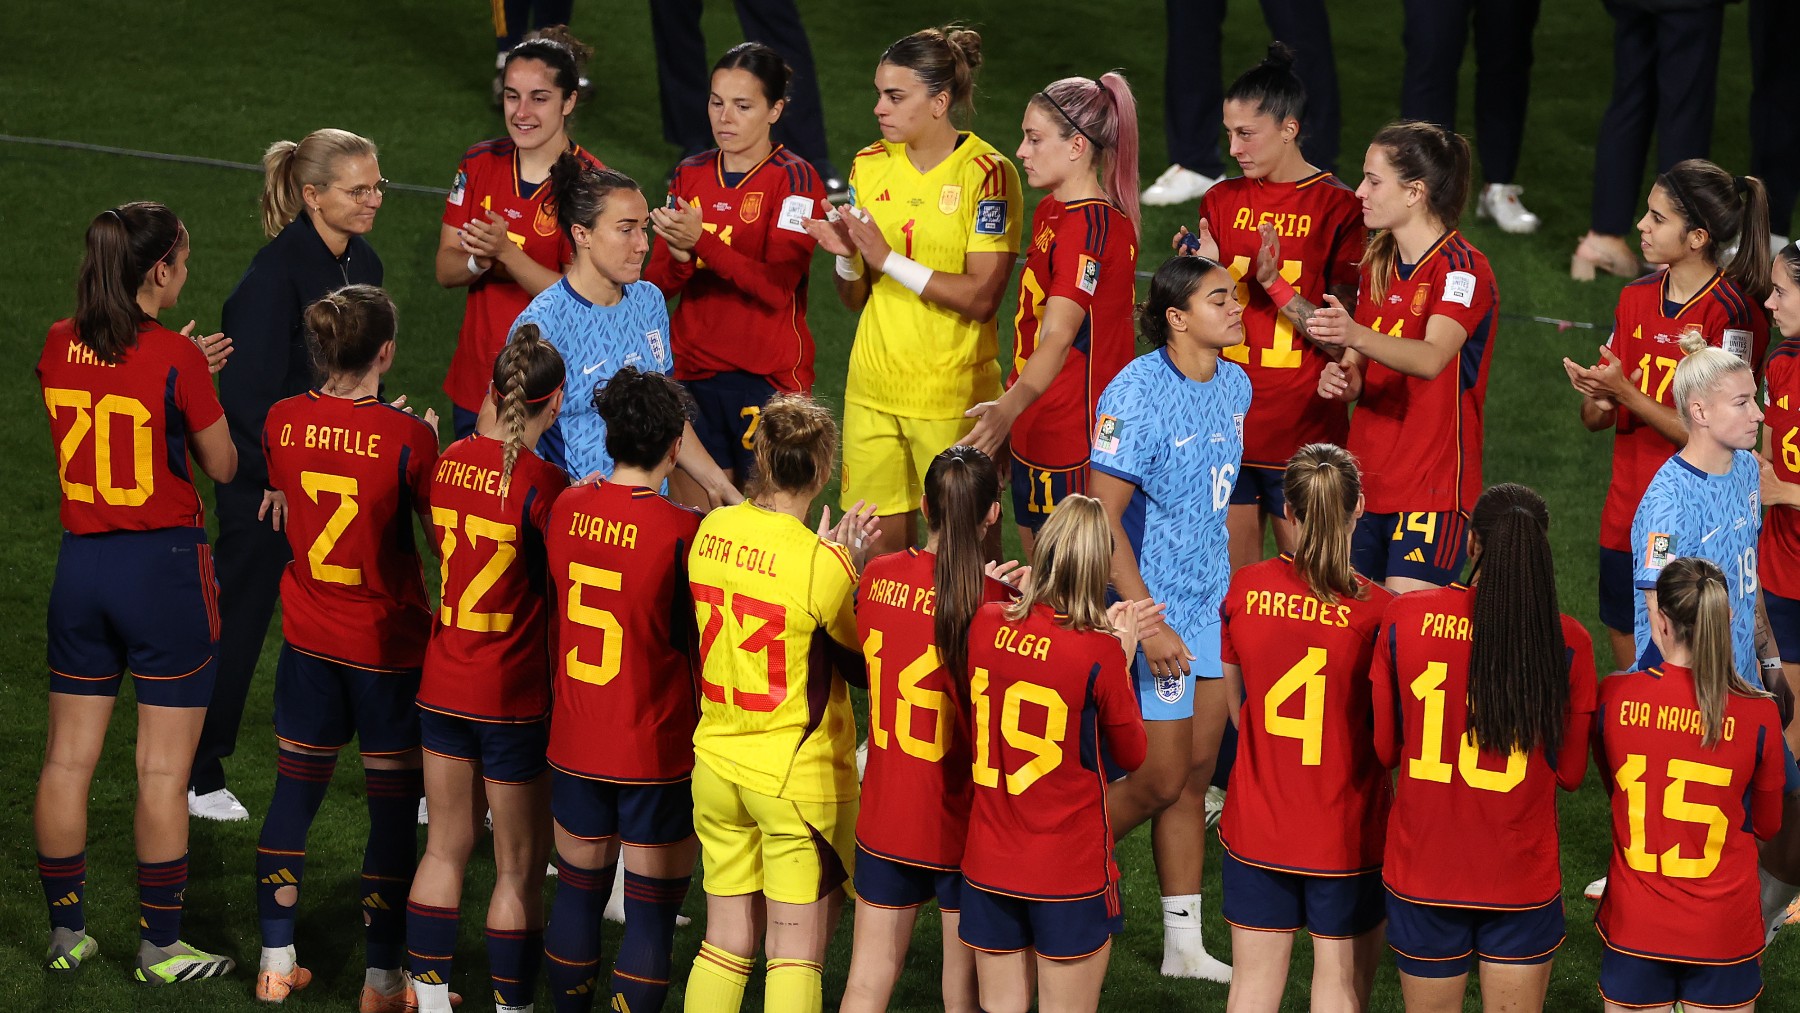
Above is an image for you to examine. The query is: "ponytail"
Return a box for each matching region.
[1281,444,1363,602]
[1657,159,1774,305]
[1006,495,1113,633]
[258,128,379,237]
[1032,72,1141,235]
[1361,121,1472,304]
[491,323,566,500]
[880,24,984,120]
[550,156,639,241]
[74,202,186,364]
[923,446,1001,683]
[1466,483,1568,757]
[1653,557,1771,749]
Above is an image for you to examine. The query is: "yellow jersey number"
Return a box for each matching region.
[863,630,952,762]
[1616,753,1732,879]
[44,388,154,506]
[563,562,625,686]
[300,472,363,585]
[970,668,1068,795]
[1223,257,1304,369]
[432,507,519,632]
[1264,647,1328,765]
[1406,661,1528,792]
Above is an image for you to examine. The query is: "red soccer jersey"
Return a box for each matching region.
[854,549,1014,869]
[419,434,569,722]
[1370,584,1597,908]
[38,320,224,535]
[263,392,438,668]
[1200,173,1362,468]
[441,139,604,411]
[1595,665,1784,964]
[1009,197,1138,469]
[644,146,826,392]
[1762,342,1800,598]
[1600,270,1767,551]
[961,602,1145,901]
[1219,556,1393,875]
[545,481,702,783]
[1347,232,1498,514]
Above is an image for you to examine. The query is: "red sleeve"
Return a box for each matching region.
[410,424,440,521]
[530,465,569,536]
[1426,257,1495,336]
[1592,677,1618,798]
[643,235,696,296]
[1327,200,1365,292]
[1555,618,1599,791]
[174,341,225,433]
[1097,645,1147,771]
[1218,576,1241,666]
[1370,619,1402,769]
[689,180,824,311]
[1750,702,1787,840]
[1198,188,1220,233]
[1042,207,1104,311]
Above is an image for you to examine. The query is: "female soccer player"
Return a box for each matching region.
[407,327,570,1013]
[1176,44,1364,572]
[439,27,603,438]
[1563,160,1772,671]
[542,366,702,1013]
[1090,256,1250,982]
[35,202,237,983]
[252,285,440,1007]
[1370,483,1597,1013]
[1313,121,1498,594]
[959,72,1139,555]
[503,158,736,504]
[644,42,827,504]
[1595,557,1783,1013]
[841,445,1015,1013]
[804,24,1023,557]
[682,395,876,1013]
[1762,243,1800,738]
[1217,444,1392,1012]
[198,127,385,823]
[959,495,1148,1013]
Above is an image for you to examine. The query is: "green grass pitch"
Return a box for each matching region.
[2,0,1794,1009]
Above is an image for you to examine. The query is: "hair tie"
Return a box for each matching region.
[1734,175,1750,198]
[1039,90,1102,150]
[103,208,123,222]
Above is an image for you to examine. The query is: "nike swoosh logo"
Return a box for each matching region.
[582,360,608,376]
[1174,434,1198,447]
[1701,526,1722,543]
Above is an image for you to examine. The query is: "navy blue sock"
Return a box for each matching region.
[405,901,459,986]
[38,852,86,932]
[137,856,188,947]
[361,767,421,969]
[610,871,691,1013]
[255,751,336,948]
[487,926,543,1008]
[545,858,613,1013]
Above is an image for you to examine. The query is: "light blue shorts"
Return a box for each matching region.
[1131,620,1222,721]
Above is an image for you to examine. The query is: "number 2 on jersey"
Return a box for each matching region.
[692,582,790,712]
[44,388,154,506]
[301,471,362,585]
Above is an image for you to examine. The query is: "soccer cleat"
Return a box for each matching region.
[255,964,313,1003]
[1785,893,1800,927]
[1161,948,1233,983]
[1141,165,1218,208]
[134,939,236,984]
[418,796,430,825]
[1585,876,1608,901]
[1203,785,1225,829]
[1477,183,1541,235]
[43,927,99,972]
[188,787,250,822]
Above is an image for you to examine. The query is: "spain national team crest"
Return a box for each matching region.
[1410,285,1429,316]
[939,184,962,215]
[739,192,764,224]
[532,200,558,237]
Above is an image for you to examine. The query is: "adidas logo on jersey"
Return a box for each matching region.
[876,190,891,202]
[1404,548,1427,563]
[260,868,299,886]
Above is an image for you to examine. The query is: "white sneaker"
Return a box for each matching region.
[855,738,869,780]
[1585,876,1607,901]
[1141,165,1218,208]
[187,787,249,822]
[417,797,429,825]
[1161,947,1233,983]
[1477,183,1541,235]
[1203,785,1225,829]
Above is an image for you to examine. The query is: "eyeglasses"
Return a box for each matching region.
[332,179,388,205]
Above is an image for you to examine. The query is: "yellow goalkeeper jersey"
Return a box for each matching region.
[844,132,1023,420]
[688,501,861,803]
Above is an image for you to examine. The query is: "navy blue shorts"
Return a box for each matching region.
[1598,546,1636,636]
[551,767,693,846]
[1221,851,1385,938]
[1009,455,1088,533]
[1386,891,1565,978]
[419,708,548,784]
[1352,511,1470,587]
[451,405,480,442]
[959,881,1122,960]
[1229,463,1287,514]
[48,527,220,708]
[854,845,961,912]
[273,645,421,756]
[1599,945,1761,1010]
[1765,590,1800,664]
[685,372,776,476]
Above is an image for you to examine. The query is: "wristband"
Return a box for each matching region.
[467,254,488,277]
[835,254,864,281]
[882,252,934,296]
[1264,275,1298,308]
[1763,656,1783,672]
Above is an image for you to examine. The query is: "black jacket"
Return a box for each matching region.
[219,214,382,489]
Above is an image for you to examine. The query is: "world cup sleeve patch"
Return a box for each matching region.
[777,194,813,234]
[975,199,1008,236]
[1442,270,1476,308]
[448,170,467,207]
[1644,531,1674,571]
[1093,414,1122,455]
[1723,328,1752,364]
[1077,255,1100,295]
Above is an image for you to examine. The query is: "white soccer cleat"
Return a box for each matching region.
[1203,785,1225,829]
[1584,876,1607,901]
[1477,183,1541,235]
[187,788,249,822]
[1141,165,1219,208]
[1161,947,1233,983]
[417,797,429,825]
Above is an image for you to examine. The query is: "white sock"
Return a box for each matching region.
[1760,867,1799,941]
[412,980,454,1013]
[497,1005,534,1013]
[604,861,627,923]
[260,944,296,974]
[364,966,403,994]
